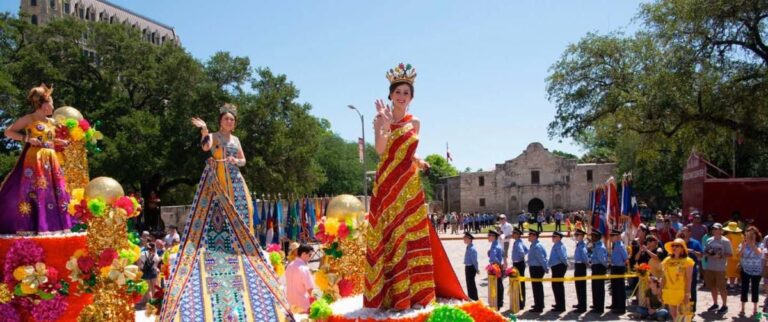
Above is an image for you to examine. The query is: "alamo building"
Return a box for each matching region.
[437,142,616,214]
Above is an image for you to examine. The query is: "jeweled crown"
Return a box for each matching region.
[386,63,417,85]
[219,103,238,116]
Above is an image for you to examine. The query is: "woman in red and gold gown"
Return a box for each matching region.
[364,64,467,310]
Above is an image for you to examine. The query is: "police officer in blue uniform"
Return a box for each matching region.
[589,230,608,314]
[608,229,628,314]
[527,229,548,312]
[572,228,589,312]
[510,227,528,308]
[488,229,504,309]
[549,230,568,312]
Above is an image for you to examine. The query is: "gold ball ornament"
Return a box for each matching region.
[84,177,125,203]
[326,194,365,224]
[53,106,84,122]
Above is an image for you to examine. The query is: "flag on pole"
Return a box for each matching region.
[446,142,453,162]
[621,174,642,227]
[606,177,619,226]
[307,198,316,240]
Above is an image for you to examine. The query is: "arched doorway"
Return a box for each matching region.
[528,198,544,214]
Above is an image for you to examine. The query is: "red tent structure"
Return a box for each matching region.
[682,152,768,228]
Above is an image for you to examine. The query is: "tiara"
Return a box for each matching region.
[219,103,238,116]
[386,63,417,85]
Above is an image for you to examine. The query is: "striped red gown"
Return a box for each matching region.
[364,114,467,310]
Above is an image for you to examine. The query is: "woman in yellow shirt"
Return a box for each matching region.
[661,238,695,321]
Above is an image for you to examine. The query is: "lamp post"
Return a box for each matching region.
[347,105,368,211]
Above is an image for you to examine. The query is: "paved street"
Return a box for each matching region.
[136,232,759,321]
[438,231,759,321]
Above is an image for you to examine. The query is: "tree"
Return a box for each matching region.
[546,0,768,208]
[422,154,458,201]
[551,150,578,159]
[0,15,330,205]
[314,130,378,196]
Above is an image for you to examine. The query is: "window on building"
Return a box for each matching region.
[64,2,70,13]
[565,175,570,183]
[30,0,37,7]
[587,170,593,182]
[50,0,55,9]
[31,15,38,25]
[531,171,540,185]
[479,198,486,207]
[79,8,84,19]
[478,176,485,187]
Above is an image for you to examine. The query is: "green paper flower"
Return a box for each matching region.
[87,198,107,217]
[64,119,78,129]
[426,305,473,322]
[269,252,282,265]
[308,298,333,319]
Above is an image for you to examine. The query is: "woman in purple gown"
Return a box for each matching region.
[0,84,72,235]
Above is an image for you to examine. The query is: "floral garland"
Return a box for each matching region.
[65,245,145,297]
[316,299,509,322]
[67,188,141,228]
[315,216,358,244]
[0,239,70,322]
[54,117,104,153]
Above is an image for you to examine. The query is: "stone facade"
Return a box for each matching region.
[436,142,616,214]
[20,0,179,45]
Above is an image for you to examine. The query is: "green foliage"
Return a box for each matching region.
[546,0,768,208]
[314,130,378,196]
[0,14,339,203]
[551,149,578,159]
[422,154,458,201]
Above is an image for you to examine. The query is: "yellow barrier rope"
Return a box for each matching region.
[513,273,638,282]
[506,273,649,313]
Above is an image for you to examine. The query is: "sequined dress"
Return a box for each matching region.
[0,118,71,235]
[364,114,467,310]
[160,133,293,322]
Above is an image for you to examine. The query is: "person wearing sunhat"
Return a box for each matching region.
[510,227,528,308]
[572,228,589,312]
[608,229,628,314]
[723,221,743,288]
[661,238,695,321]
[487,229,504,309]
[589,230,608,314]
[703,222,732,314]
[527,229,548,312]
[463,231,479,300]
[548,231,568,312]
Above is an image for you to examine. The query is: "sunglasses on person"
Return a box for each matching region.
[671,244,683,249]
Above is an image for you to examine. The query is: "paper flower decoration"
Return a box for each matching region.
[107,259,139,285]
[14,263,49,295]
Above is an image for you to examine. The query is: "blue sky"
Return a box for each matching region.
[2,1,643,170]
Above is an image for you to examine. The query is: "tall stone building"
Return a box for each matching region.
[436,142,616,214]
[20,0,179,45]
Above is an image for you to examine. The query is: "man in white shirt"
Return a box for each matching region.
[499,214,514,266]
[163,225,180,247]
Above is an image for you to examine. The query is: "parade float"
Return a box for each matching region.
[0,106,104,322]
[306,195,507,322]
